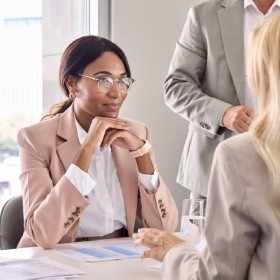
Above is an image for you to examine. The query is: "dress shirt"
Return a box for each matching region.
[244,0,280,109]
[65,118,159,237]
[220,1,280,127]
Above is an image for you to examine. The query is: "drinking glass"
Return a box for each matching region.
[180,198,206,244]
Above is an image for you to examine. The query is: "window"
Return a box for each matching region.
[0,0,42,208]
[0,0,108,209]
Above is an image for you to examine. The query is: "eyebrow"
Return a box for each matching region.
[92,71,127,76]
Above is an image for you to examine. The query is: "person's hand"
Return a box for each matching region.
[85,116,144,152]
[84,116,131,150]
[222,105,254,133]
[102,127,144,151]
[73,116,141,172]
[133,228,185,262]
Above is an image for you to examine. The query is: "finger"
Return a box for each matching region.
[141,249,152,259]
[101,129,118,147]
[133,234,159,248]
[139,238,158,248]
[236,122,249,133]
[95,117,131,131]
[103,117,131,128]
[240,113,253,126]
[103,130,128,146]
[245,107,255,118]
[133,228,164,244]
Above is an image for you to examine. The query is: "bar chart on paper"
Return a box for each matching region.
[56,240,147,262]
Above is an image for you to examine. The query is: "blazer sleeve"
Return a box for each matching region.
[164,6,231,137]
[17,127,89,249]
[161,141,259,279]
[137,125,178,232]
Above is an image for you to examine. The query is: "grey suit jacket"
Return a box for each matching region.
[164,0,244,196]
[162,133,280,279]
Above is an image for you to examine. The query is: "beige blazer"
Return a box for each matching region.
[162,133,280,279]
[17,106,178,249]
[164,0,244,196]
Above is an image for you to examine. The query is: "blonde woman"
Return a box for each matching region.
[133,11,280,279]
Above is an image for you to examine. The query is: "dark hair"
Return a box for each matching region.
[42,35,131,120]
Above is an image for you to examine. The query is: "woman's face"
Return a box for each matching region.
[73,51,128,119]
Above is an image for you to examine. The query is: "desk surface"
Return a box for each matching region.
[0,238,161,280]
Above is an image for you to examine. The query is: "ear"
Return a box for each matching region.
[66,75,78,93]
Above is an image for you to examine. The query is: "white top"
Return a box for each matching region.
[65,118,159,237]
[244,0,280,109]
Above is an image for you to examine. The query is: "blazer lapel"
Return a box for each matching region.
[218,0,245,103]
[111,144,138,233]
[56,106,80,171]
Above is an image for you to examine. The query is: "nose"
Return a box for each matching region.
[107,81,121,97]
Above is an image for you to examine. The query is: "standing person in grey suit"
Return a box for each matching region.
[133,11,280,279]
[164,0,279,199]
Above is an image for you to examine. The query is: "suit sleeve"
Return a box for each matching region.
[137,125,178,232]
[161,142,259,279]
[164,6,231,136]
[17,127,89,249]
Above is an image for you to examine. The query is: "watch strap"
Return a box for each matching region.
[130,140,151,158]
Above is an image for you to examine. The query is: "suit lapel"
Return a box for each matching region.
[55,107,139,232]
[111,144,138,233]
[56,106,80,171]
[218,0,245,103]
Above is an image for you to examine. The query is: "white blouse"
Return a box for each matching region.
[65,118,159,237]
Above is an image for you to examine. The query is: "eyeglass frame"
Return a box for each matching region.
[77,74,136,94]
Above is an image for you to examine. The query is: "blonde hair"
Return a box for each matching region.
[248,11,280,218]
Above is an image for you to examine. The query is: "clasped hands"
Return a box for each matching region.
[84,116,144,152]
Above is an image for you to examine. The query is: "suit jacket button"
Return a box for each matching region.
[159,203,165,209]
[205,124,211,130]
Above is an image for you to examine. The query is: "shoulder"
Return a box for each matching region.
[17,115,60,145]
[215,133,262,167]
[190,0,224,14]
[189,0,242,20]
[185,0,228,36]
[216,133,253,155]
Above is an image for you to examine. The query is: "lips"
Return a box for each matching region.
[104,103,120,110]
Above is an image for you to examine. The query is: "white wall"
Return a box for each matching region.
[111,0,206,223]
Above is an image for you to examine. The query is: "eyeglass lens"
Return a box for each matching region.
[98,77,132,93]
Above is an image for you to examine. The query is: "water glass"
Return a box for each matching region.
[180,198,206,244]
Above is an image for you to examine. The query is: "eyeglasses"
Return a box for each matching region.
[78,74,135,94]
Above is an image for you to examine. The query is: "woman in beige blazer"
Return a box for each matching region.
[133,11,280,279]
[17,36,178,249]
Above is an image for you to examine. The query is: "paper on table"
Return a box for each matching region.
[56,240,147,262]
[0,256,85,280]
[0,256,10,263]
